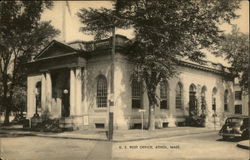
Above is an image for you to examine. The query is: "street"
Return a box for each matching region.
[0,131,248,160]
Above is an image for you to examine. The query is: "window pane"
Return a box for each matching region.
[160,100,168,109]
[132,80,142,109]
[176,83,182,108]
[160,81,168,109]
[224,90,228,111]
[97,76,107,107]
[235,105,242,114]
[235,91,242,100]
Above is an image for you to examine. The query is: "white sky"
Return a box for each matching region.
[41,1,249,43]
[41,1,249,65]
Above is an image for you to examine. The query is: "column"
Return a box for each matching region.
[75,67,82,115]
[41,73,46,110]
[70,68,76,116]
[83,67,87,114]
[45,72,52,112]
[27,76,35,118]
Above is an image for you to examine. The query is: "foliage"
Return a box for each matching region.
[214,26,249,91]
[0,0,60,124]
[77,0,241,130]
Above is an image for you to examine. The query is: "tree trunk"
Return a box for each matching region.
[4,103,10,125]
[2,74,10,125]
[147,85,157,131]
[148,103,155,130]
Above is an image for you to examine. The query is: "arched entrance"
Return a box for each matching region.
[189,84,197,116]
[61,70,70,117]
[62,88,70,117]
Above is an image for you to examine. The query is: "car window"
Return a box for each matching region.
[226,118,243,125]
[243,118,249,126]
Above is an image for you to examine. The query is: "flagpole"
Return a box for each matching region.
[62,1,66,42]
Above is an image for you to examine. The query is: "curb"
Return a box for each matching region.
[0,129,216,142]
[237,141,250,150]
[112,130,216,142]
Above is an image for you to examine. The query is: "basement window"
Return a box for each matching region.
[95,123,105,128]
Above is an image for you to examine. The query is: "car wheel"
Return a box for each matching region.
[241,130,249,140]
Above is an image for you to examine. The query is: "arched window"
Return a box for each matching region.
[224,90,229,111]
[212,87,217,111]
[176,82,183,109]
[201,86,207,114]
[160,81,168,109]
[189,84,197,115]
[96,75,107,107]
[132,79,142,109]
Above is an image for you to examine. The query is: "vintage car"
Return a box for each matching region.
[219,116,249,140]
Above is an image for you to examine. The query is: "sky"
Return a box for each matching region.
[41,1,249,43]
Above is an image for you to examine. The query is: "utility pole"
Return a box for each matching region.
[108,26,115,141]
[108,0,117,141]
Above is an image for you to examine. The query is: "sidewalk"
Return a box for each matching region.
[0,125,216,142]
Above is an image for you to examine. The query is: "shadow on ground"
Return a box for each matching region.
[216,138,242,142]
[0,132,35,138]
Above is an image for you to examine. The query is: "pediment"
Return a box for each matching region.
[35,40,77,60]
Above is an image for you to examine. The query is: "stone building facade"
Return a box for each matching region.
[26,35,240,130]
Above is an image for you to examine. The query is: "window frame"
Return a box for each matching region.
[96,75,108,108]
[212,88,217,111]
[131,79,142,109]
[235,104,242,114]
[175,82,183,109]
[235,91,242,100]
[224,90,229,112]
[160,81,168,109]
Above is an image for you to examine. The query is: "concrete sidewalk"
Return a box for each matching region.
[0,125,216,142]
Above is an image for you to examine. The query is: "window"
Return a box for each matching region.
[96,75,107,107]
[175,83,183,109]
[189,84,197,114]
[235,91,242,100]
[212,87,217,111]
[224,90,229,111]
[160,81,168,109]
[132,79,142,109]
[201,86,207,113]
[235,105,242,114]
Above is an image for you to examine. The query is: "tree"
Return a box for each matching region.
[77,0,241,130]
[0,1,60,124]
[215,26,249,91]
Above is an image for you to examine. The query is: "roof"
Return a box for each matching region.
[31,34,232,76]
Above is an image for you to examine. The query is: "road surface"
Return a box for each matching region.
[0,131,248,160]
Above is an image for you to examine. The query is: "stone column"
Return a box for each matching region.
[27,76,35,118]
[41,73,46,110]
[75,67,82,115]
[82,67,87,114]
[45,72,52,112]
[70,68,76,116]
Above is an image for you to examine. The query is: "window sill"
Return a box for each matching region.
[176,108,184,110]
[94,108,107,112]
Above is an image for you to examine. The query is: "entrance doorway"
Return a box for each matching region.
[62,89,70,117]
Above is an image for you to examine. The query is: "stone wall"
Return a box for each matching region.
[84,53,112,129]
[27,74,42,118]
[112,53,235,130]
[27,52,236,130]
